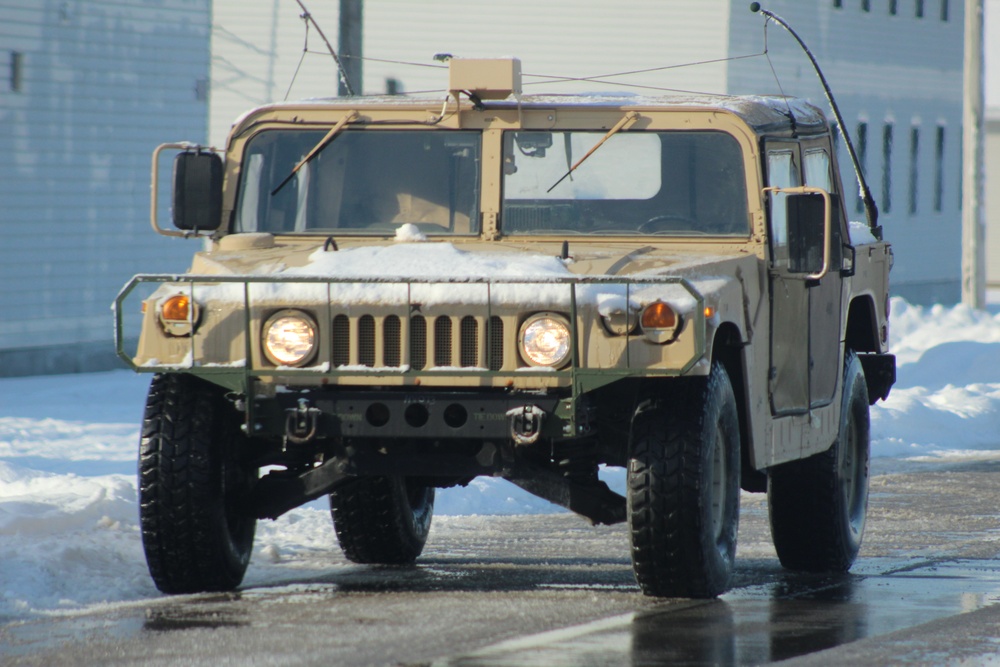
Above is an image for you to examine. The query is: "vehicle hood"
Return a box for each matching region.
[192,234,752,286]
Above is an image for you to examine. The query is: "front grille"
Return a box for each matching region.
[331,312,506,370]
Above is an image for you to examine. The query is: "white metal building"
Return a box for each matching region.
[0,0,212,376]
[211,0,967,306]
[984,0,1000,290]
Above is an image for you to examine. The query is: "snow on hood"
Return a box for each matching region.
[179,241,705,316]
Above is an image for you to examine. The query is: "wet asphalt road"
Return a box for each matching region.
[3,460,1000,666]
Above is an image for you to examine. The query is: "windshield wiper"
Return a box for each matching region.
[546,111,639,193]
[271,110,358,196]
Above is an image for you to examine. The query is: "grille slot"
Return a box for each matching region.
[358,315,376,367]
[487,316,504,371]
[434,316,452,367]
[384,315,401,367]
[410,316,427,370]
[460,316,478,367]
[332,315,350,367]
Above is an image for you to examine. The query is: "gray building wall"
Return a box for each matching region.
[211,0,966,306]
[0,0,211,377]
[727,0,965,305]
[987,114,1000,287]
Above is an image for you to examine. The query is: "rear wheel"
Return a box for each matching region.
[138,374,257,594]
[768,349,870,572]
[329,475,434,564]
[627,362,741,598]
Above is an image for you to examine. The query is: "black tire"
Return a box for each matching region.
[627,362,741,598]
[768,349,870,572]
[138,374,257,594]
[329,475,434,564]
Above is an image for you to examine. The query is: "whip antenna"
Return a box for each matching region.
[293,0,355,96]
[750,3,880,239]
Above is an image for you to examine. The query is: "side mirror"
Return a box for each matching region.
[785,191,830,279]
[172,151,223,232]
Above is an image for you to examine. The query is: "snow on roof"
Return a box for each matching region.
[242,91,827,137]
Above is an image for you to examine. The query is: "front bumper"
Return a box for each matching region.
[255,389,576,443]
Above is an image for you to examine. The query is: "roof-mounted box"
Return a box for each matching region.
[448,58,522,100]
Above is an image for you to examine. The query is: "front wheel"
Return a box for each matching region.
[627,362,741,598]
[768,349,871,572]
[329,475,434,564]
[138,374,257,594]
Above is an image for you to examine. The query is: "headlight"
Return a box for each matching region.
[519,313,572,368]
[263,310,318,367]
[158,293,200,337]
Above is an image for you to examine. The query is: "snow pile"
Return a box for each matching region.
[393,223,428,242]
[870,298,1000,462]
[2,296,1000,618]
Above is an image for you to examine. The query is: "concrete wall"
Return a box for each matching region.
[0,0,211,377]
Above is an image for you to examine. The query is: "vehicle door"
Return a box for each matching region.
[765,139,844,415]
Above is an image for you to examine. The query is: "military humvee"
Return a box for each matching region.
[115,56,895,599]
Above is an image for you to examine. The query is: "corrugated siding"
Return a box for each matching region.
[210,1,730,146]
[728,0,965,303]
[0,0,211,353]
[210,0,967,304]
[987,118,1000,287]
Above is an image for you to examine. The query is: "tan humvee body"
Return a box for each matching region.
[117,58,894,526]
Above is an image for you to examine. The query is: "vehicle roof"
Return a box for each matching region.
[237,92,829,139]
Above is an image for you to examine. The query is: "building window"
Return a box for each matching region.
[833,0,843,8]
[10,51,23,92]
[940,0,949,21]
[856,122,868,214]
[908,127,920,214]
[890,0,898,15]
[933,125,945,212]
[882,124,894,214]
[916,0,925,18]
[862,0,871,12]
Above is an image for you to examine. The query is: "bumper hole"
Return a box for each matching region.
[365,403,390,427]
[404,403,429,428]
[443,404,468,428]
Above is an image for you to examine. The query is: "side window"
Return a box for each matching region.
[803,147,846,254]
[766,149,800,249]
[803,149,832,192]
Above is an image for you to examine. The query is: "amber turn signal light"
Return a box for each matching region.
[641,301,677,329]
[161,294,191,322]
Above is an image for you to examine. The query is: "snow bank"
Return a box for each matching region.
[2,296,1000,618]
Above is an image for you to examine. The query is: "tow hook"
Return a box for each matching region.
[507,405,546,445]
[285,398,321,445]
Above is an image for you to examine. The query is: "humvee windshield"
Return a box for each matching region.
[502,131,749,236]
[235,130,481,235]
